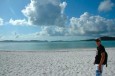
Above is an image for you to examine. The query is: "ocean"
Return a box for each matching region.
[0,41,115,51]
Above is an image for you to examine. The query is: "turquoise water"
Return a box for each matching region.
[0,41,115,51]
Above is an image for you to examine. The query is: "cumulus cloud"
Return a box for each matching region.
[8,11,115,37]
[38,26,69,36]
[9,19,30,26]
[60,2,67,14]
[0,18,4,26]
[33,12,115,37]
[21,0,67,26]
[69,12,115,36]
[98,0,114,12]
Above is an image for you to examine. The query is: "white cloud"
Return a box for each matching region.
[7,12,115,38]
[21,0,67,26]
[38,26,69,36]
[60,2,67,14]
[9,19,31,26]
[0,18,4,26]
[98,0,114,12]
[33,12,115,37]
[69,12,115,36]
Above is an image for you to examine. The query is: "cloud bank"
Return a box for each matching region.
[5,11,115,40]
[21,0,67,26]
[38,26,69,36]
[98,0,114,12]
[38,12,115,37]
[69,12,115,36]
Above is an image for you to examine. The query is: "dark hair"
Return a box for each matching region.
[95,39,101,42]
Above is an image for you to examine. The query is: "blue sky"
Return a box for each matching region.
[0,0,115,41]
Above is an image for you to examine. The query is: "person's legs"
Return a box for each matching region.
[95,64,104,76]
[96,70,102,76]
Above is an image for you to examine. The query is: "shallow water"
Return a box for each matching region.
[0,41,115,51]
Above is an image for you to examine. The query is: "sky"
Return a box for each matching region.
[0,0,115,41]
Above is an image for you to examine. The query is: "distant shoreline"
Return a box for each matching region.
[0,36,115,42]
[0,40,115,42]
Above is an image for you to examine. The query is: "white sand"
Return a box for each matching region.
[0,48,115,76]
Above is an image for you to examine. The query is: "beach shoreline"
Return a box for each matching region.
[0,48,115,76]
[0,47,114,52]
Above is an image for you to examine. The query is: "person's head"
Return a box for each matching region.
[95,39,101,46]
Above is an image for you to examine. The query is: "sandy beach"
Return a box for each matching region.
[0,48,115,76]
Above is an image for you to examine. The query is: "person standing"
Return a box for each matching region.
[94,39,108,76]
